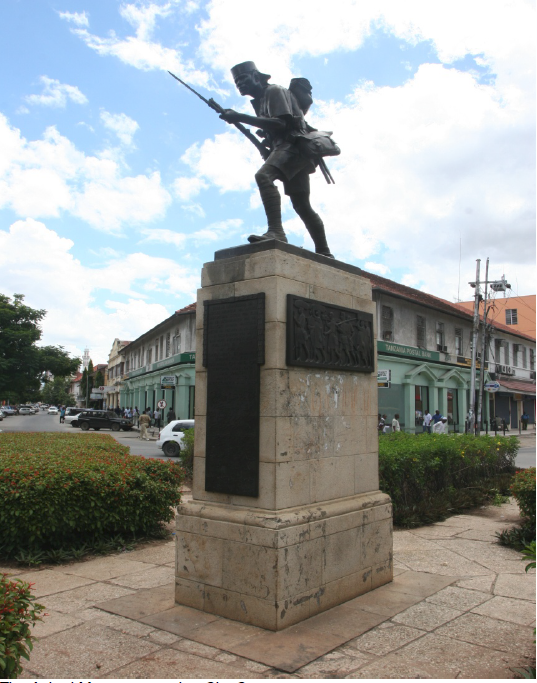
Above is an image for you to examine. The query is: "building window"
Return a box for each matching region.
[505,309,518,325]
[513,344,520,367]
[436,322,445,351]
[415,386,429,426]
[381,306,394,341]
[147,348,152,365]
[166,333,171,358]
[173,328,181,355]
[160,335,164,359]
[522,346,527,369]
[416,315,426,348]
[503,341,510,365]
[530,349,535,371]
[494,339,502,365]
[154,341,159,362]
[455,328,463,356]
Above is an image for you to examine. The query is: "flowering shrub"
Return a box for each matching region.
[0,573,45,678]
[379,433,518,526]
[0,433,184,557]
[511,467,536,527]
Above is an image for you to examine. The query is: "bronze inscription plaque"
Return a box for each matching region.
[203,293,265,497]
[286,295,374,373]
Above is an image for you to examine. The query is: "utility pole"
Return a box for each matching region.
[468,260,481,433]
[468,261,511,435]
[476,258,489,430]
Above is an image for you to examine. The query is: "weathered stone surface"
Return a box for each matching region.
[178,247,390,629]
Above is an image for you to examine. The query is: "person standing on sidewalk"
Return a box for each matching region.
[153,408,161,429]
[423,409,432,433]
[166,407,176,424]
[59,406,66,423]
[521,411,529,430]
[139,411,151,440]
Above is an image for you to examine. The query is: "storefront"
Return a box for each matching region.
[377,341,491,433]
[120,351,196,419]
[489,378,536,430]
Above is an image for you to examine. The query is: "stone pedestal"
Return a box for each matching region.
[176,242,392,630]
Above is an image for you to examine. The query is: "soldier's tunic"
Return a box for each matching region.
[251,84,316,195]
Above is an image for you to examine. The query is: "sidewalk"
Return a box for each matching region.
[3,499,535,679]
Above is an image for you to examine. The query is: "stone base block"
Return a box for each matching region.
[175,491,393,630]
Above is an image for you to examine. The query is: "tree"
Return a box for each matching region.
[41,377,73,407]
[0,294,81,403]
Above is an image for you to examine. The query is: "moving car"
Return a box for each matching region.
[64,407,85,426]
[48,406,59,415]
[156,419,195,457]
[18,406,34,415]
[41,404,49,410]
[76,410,133,432]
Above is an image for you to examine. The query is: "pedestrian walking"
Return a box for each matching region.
[423,409,432,433]
[133,407,139,426]
[59,406,66,423]
[153,409,161,429]
[167,407,176,424]
[521,411,529,430]
[115,405,121,416]
[391,413,401,432]
[432,410,443,425]
[433,416,448,434]
[138,411,151,440]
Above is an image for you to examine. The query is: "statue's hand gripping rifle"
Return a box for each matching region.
[168,71,270,161]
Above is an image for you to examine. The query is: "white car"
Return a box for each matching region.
[64,407,85,425]
[48,406,59,415]
[1,406,17,416]
[156,419,194,457]
[18,406,33,415]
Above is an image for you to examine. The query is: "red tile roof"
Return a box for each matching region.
[497,378,536,395]
[366,271,536,342]
[176,302,197,314]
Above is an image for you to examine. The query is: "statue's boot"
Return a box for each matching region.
[248,229,288,243]
[306,216,334,259]
[249,175,288,244]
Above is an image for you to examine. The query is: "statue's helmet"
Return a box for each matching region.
[231,61,271,83]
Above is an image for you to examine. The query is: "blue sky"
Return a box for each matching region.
[0,0,534,364]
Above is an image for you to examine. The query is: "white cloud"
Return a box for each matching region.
[365,262,390,276]
[0,114,171,232]
[100,111,139,145]
[138,218,243,247]
[172,176,208,201]
[58,10,89,27]
[25,76,88,108]
[0,219,199,364]
[180,131,260,193]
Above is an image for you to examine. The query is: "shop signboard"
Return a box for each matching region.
[456,356,489,370]
[377,369,391,388]
[377,341,439,362]
[484,381,501,393]
[161,375,176,389]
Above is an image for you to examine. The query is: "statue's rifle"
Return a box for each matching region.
[168,71,270,160]
[168,71,334,184]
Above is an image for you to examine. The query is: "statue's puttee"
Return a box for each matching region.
[219,61,340,258]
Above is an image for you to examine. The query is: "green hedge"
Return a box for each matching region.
[511,467,536,527]
[379,433,518,526]
[0,433,184,557]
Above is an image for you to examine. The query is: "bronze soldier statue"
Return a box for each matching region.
[219,61,335,258]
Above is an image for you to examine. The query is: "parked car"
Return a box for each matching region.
[64,407,85,426]
[156,419,195,457]
[18,406,34,415]
[1,406,17,416]
[30,405,39,413]
[48,406,59,415]
[76,410,133,432]
[41,404,49,410]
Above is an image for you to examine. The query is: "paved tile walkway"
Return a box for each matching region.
[3,499,534,679]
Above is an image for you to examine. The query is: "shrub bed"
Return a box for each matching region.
[0,433,184,558]
[497,467,536,550]
[379,433,518,526]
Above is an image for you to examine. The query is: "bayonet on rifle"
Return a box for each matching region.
[168,71,270,160]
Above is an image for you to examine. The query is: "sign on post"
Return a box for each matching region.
[484,381,501,393]
[157,399,167,409]
[377,369,391,388]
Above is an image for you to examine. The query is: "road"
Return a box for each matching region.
[1,410,535,468]
[0,410,175,461]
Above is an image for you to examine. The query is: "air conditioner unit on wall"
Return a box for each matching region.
[531,371,536,380]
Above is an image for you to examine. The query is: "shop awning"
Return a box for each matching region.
[497,378,536,396]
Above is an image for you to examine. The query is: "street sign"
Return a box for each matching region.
[377,369,391,388]
[484,381,501,393]
[157,399,167,409]
[161,375,176,386]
